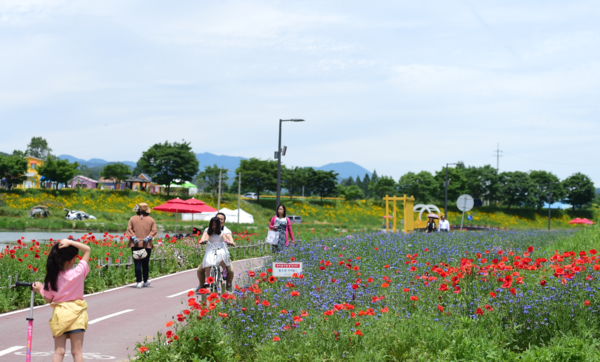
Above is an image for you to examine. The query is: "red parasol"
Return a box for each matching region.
[581,218,595,225]
[153,198,207,233]
[568,218,586,225]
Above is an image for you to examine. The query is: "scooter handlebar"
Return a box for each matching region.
[15,281,33,287]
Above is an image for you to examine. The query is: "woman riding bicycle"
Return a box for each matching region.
[199,217,236,289]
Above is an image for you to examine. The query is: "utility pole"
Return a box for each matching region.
[238,172,241,224]
[493,143,503,173]
[217,169,222,210]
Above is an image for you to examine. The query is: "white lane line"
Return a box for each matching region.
[88,309,134,325]
[166,289,194,298]
[0,346,25,356]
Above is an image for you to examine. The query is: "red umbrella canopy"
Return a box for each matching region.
[153,198,198,213]
[569,218,586,224]
[187,204,218,213]
[167,198,186,204]
[184,198,206,205]
[581,218,595,225]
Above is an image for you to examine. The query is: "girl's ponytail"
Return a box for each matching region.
[43,241,80,292]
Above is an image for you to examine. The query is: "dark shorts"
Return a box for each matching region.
[64,329,85,335]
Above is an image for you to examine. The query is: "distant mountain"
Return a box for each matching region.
[0,151,8,157]
[58,152,372,184]
[597,188,600,194]
[316,162,372,181]
[58,155,136,168]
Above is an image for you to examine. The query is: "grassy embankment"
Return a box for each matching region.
[0,189,597,233]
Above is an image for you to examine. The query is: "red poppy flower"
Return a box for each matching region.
[166,321,174,327]
[247,271,255,277]
[173,335,179,340]
[352,284,359,290]
[293,316,303,323]
[262,300,270,306]
[290,291,299,297]
[218,312,228,318]
[437,305,444,313]
[280,310,288,314]
[410,296,418,301]
[540,280,547,286]
[510,288,516,295]
[438,284,448,291]
[290,257,295,261]
[269,276,277,283]
[475,308,484,316]
[138,346,149,353]
[380,307,389,313]
[485,305,493,311]
[273,336,280,341]
[331,278,337,283]
[324,310,334,316]
[187,290,195,297]
[384,264,390,268]
[403,288,410,293]
[206,277,215,284]
[355,330,363,336]
[585,300,591,306]
[490,292,497,298]
[381,283,389,288]
[166,330,173,338]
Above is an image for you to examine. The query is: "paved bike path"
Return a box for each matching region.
[0,257,267,361]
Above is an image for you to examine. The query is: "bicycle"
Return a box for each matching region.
[200,242,233,294]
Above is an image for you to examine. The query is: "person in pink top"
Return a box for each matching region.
[32,238,91,362]
[269,204,295,252]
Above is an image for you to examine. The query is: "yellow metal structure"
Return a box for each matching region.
[383,195,415,233]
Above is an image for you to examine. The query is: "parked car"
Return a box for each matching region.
[64,208,97,220]
[288,215,302,224]
[242,192,258,200]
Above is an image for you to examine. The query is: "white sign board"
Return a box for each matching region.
[456,194,474,212]
[272,262,303,277]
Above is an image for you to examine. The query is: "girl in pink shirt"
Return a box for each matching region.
[32,238,91,362]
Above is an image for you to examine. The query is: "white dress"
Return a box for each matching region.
[202,228,231,268]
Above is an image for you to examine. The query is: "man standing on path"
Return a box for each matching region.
[438,215,450,232]
[127,203,158,288]
[197,212,235,292]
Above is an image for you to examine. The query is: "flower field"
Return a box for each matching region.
[0,230,267,313]
[134,226,600,361]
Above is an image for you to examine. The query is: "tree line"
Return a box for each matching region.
[339,164,597,210]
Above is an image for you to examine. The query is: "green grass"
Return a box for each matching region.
[0,189,597,232]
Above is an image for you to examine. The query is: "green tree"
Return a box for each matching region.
[136,140,199,196]
[78,165,94,179]
[529,170,565,211]
[369,175,397,199]
[282,166,308,200]
[497,171,535,209]
[463,165,498,203]
[236,158,277,201]
[562,172,595,209]
[434,167,467,202]
[0,153,28,189]
[26,137,52,160]
[358,173,371,198]
[338,184,365,201]
[397,171,437,203]
[100,163,131,190]
[339,176,356,187]
[198,164,229,197]
[307,169,339,201]
[37,156,79,190]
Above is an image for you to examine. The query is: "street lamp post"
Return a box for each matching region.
[276,119,305,208]
[444,163,459,218]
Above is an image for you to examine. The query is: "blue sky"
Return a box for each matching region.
[1,0,599,184]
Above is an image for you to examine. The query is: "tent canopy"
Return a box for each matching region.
[181,207,254,224]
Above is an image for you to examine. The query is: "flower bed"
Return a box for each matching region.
[133,229,600,361]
